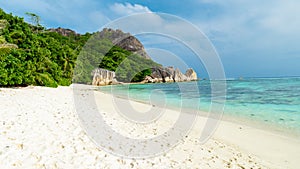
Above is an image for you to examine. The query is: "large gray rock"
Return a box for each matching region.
[48,27,80,37]
[149,67,175,83]
[173,68,188,82]
[150,68,164,82]
[141,76,155,83]
[185,68,197,81]
[99,28,151,59]
[164,67,175,82]
[92,68,118,86]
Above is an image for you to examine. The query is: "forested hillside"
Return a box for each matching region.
[0,9,160,87]
[0,9,92,87]
[72,29,161,84]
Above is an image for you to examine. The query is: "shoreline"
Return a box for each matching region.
[85,84,300,168]
[97,86,300,140]
[1,85,299,168]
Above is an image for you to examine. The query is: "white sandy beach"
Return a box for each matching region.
[0,85,299,169]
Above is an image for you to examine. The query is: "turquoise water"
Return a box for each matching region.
[99,77,300,133]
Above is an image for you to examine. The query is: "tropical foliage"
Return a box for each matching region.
[0,9,91,87]
[99,46,159,82]
[0,9,160,87]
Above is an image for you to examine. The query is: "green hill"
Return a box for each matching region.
[0,9,160,87]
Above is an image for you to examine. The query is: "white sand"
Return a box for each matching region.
[0,85,299,169]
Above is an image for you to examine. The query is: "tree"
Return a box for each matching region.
[25,12,41,27]
[0,8,161,87]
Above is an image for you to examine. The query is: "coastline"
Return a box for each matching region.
[94,85,300,168]
[0,85,299,168]
[98,85,300,139]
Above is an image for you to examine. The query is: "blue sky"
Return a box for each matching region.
[1,0,300,78]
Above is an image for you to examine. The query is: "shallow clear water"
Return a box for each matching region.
[99,77,300,132]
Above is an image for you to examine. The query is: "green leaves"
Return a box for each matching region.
[100,46,160,82]
[0,9,84,87]
[0,8,161,87]
[25,12,41,27]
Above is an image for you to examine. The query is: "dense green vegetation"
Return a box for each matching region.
[73,35,160,83]
[0,9,91,87]
[100,46,159,82]
[0,9,160,87]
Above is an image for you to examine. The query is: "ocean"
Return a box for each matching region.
[99,77,300,134]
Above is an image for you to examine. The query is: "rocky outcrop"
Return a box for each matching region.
[90,29,198,86]
[150,67,171,82]
[92,67,197,85]
[48,28,150,59]
[142,67,198,83]
[98,28,151,59]
[48,27,80,37]
[92,68,119,86]
[185,68,198,81]
[173,68,187,82]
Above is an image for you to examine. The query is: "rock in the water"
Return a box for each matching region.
[143,67,198,83]
[173,68,188,82]
[185,68,197,81]
[92,68,118,86]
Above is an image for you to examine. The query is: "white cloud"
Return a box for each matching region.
[258,1,300,34]
[110,3,152,16]
[194,0,300,52]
